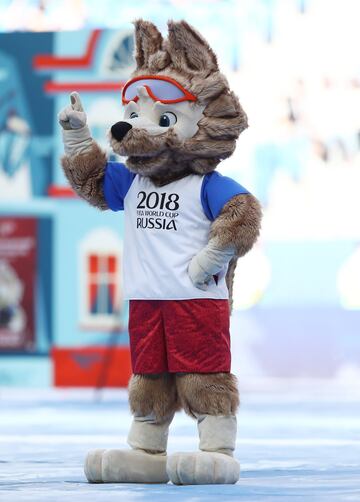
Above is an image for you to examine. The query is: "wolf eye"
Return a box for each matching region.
[129,112,138,118]
[159,112,177,127]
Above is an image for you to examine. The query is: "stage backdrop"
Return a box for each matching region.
[0,2,359,385]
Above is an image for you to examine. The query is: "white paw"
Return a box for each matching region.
[167,451,240,485]
[84,448,106,483]
[188,255,213,290]
[58,92,87,130]
[84,449,169,484]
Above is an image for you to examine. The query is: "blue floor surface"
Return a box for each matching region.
[0,383,359,501]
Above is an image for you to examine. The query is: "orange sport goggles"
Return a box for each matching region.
[122,75,197,105]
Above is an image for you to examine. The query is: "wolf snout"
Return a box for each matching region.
[111,121,132,141]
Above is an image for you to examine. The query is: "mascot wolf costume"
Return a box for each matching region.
[59,20,261,485]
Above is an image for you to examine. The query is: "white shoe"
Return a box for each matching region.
[167,451,240,485]
[85,448,169,484]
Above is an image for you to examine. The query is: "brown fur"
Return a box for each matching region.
[210,193,262,310]
[210,193,262,256]
[128,373,181,422]
[109,19,248,183]
[204,91,245,119]
[198,116,244,141]
[166,20,218,75]
[112,129,175,157]
[176,373,239,418]
[61,142,108,209]
[134,19,163,70]
[225,257,238,313]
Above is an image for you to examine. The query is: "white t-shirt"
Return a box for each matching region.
[103,162,249,300]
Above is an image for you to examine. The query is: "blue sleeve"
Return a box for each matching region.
[201,171,250,221]
[103,161,135,211]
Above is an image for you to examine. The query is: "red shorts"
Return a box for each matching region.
[128,299,231,374]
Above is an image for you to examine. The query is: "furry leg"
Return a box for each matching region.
[85,373,179,484]
[167,373,240,485]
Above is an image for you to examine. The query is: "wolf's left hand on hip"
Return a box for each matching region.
[188,240,235,290]
[188,255,213,290]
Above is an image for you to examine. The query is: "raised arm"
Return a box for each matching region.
[59,92,108,210]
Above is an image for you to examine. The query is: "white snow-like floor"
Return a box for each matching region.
[0,382,360,501]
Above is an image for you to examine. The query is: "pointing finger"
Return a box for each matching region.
[70,92,84,112]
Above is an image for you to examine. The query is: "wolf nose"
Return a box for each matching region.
[111,121,132,141]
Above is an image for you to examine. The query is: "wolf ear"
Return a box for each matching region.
[133,19,163,69]
[167,20,219,73]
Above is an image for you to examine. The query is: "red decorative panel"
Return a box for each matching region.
[108,255,117,273]
[88,255,98,274]
[52,346,132,387]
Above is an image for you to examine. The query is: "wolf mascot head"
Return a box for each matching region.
[110,20,248,186]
